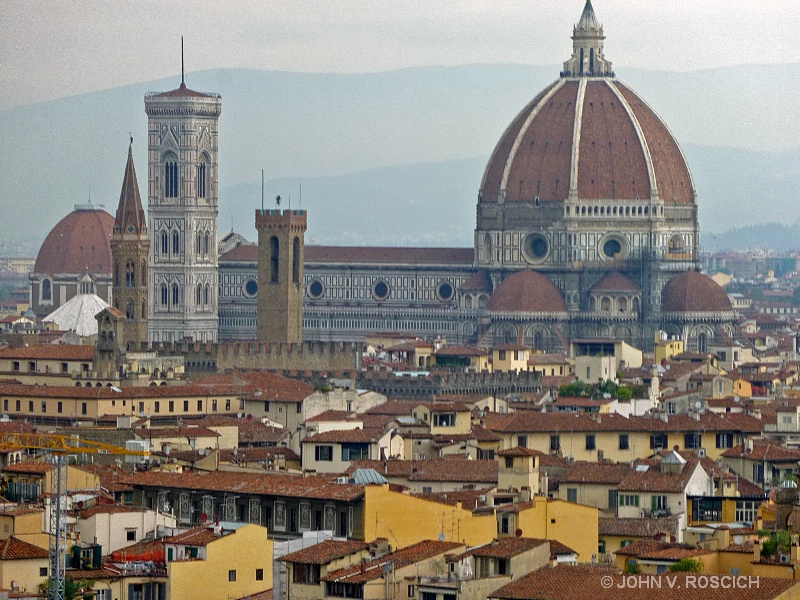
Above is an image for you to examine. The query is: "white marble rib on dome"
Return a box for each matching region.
[43,293,110,338]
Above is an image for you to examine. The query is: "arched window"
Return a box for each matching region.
[164,153,179,198]
[126,299,134,319]
[579,48,585,75]
[172,230,180,255]
[204,232,210,255]
[619,297,628,313]
[292,236,300,284]
[196,284,202,307]
[41,278,52,301]
[114,261,120,287]
[161,284,168,306]
[204,284,210,306]
[172,283,180,306]
[698,332,708,353]
[142,300,147,320]
[161,231,169,255]
[125,261,135,287]
[141,261,146,283]
[600,297,611,312]
[270,236,280,283]
[197,155,208,199]
[196,232,202,256]
[589,47,595,74]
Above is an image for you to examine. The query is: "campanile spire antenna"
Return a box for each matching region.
[181,36,185,86]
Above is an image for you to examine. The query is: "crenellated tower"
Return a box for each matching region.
[110,141,150,350]
[145,73,221,344]
[255,209,307,344]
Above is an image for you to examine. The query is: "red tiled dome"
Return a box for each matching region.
[486,270,566,313]
[590,272,640,292]
[479,79,694,205]
[34,208,114,274]
[662,271,732,313]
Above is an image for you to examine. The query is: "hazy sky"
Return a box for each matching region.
[2,0,798,110]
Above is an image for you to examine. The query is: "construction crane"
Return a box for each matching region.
[0,433,149,600]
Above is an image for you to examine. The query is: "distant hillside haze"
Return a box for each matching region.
[1,64,798,250]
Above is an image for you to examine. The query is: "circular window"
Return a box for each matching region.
[437,281,455,302]
[243,278,258,298]
[522,233,549,263]
[372,280,390,301]
[601,235,629,260]
[307,279,325,300]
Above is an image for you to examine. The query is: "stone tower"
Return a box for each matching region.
[110,141,150,350]
[255,209,307,344]
[145,77,221,344]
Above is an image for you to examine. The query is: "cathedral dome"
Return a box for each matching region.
[661,271,732,313]
[486,270,567,313]
[34,206,114,274]
[479,3,693,206]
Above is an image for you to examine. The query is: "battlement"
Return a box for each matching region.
[151,339,361,373]
[255,209,308,230]
[355,369,542,400]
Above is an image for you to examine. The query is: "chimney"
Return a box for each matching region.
[754,540,762,563]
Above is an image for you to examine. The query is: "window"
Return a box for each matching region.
[161,284,168,306]
[650,433,668,449]
[197,400,203,411]
[2,400,6,411]
[256,568,264,581]
[585,434,596,450]
[342,444,369,461]
[183,400,189,412]
[197,157,208,199]
[41,278,52,301]
[716,433,734,448]
[433,412,456,427]
[498,350,507,360]
[293,563,321,585]
[125,261,135,287]
[41,400,46,413]
[315,445,333,461]
[684,432,702,449]
[517,435,528,448]
[550,434,560,452]
[126,530,137,541]
[228,570,236,582]
[28,400,33,412]
[500,515,509,534]
[161,231,169,255]
[408,585,415,598]
[60,362,68,373]
[57,401,62,414]
[619,434,629,450]
[172,283,180,306]
[164,154,179,198]
[11,362,19,372]
[28,361,35,373]
[567,488,578,503]
[736,500,757,523]
[225,399,230,411]
[422,486,432,494]
[81,402,87,415]
[212,399,218,412]
[608,490,618,509]
[270,237,279,283]
[651,495,667,512]
[154,401,160,413]
[667,401,676,415]
[40,566,48,577]
[619,494,639,507]
[293,236,300,284]
[505,456,514,468]
[169,401,174,412]
[264,401,270,412]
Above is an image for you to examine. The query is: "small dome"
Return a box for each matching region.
[34,207,114,275]
[487,270,567,313]
[590,272,640,293]
[662,271,732,313]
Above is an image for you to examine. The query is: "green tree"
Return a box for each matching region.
[669,558,704,573]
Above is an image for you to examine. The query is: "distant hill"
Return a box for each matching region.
[1,64,798,249]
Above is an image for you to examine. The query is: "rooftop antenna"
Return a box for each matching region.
[261,169,264,211]
[288,193,291,211]
[181,36,185,86]
[299,184,302,209]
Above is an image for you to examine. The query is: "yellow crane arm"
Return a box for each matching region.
[0,432,149,456]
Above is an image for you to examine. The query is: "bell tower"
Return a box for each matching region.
[110,141,150,350]
[255,209,307,344]
[145,65,222,344]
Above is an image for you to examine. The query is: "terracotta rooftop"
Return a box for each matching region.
[323,540,463,584]
[489,564,798,599]
[0,536,49,560]
[590,272,640,292]
[470,537,548,559]
[459,270,493,291]
[346,458,498,484]
[279,539,368,564]
[434,345,489,357]
[123,470,364,502]
[486,270,567,314]
[599,516,680,538]
[34,208,114,275]
[559,462,631,485]
[617,460,699,494]
[303,429,382,444]
[662,270,733,313]
[0,344,95,361]
[721,440,800,462]
[79,504,146,519]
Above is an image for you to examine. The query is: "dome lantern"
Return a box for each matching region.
[562,1,614,78]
